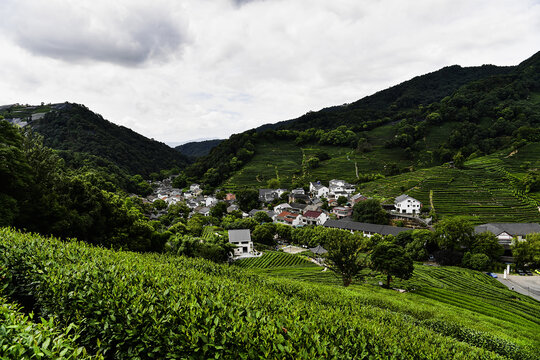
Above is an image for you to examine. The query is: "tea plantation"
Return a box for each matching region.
[357,144,540,224]
[1,227,539,359]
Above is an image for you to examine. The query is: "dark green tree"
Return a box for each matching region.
[254,211,272,223]
[512,234,540,269]
[210,201,228,219]
[337,196,348,206]
[352,199,389,225]
[370,241,414,287]
[252,224,275,246]
[236,189,259,212]
[325,229,366,287]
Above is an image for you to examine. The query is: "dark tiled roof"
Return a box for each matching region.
[474,223,540,236]
[323,219,410,236]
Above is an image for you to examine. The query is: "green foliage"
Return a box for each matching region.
[153,199,167,210]
[325,229,367,287]
[252,224,276,246]
[210,201,228,218]
[0,296,99,359]
[0,228,538,359]
[236,189,259,212]
[352,199,389,224]
[471,232,504,262]
[370,241,414,287]
[165,234,233,263]
[462,252,490,271]
[254,211,272,223]
[512,233,540,269]
[435,217,475,251]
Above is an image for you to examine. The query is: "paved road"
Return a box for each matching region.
[496,274,540,302]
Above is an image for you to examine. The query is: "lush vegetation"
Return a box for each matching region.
[1,103,190,176]
[0,296,99,359]
[0,121,170,252]
[185,52,540,222]
[175,139,223,159]
[357,144,540,223]
[1,227,538,359]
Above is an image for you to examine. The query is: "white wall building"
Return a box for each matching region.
[394,194,422,214]
[228,229,254,258]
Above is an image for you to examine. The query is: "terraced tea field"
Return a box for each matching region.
[233,251,315,269]
[358,145,540,224]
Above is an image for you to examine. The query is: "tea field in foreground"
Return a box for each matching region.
[1,227,539,359]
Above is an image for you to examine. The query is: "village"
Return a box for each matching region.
[144,177,540,266]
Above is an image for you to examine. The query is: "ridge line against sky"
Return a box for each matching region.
[0,0,539,145]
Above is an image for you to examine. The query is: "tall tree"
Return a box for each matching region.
[370,241,414,287]
[352,199,389,225]
[325,230,366,287]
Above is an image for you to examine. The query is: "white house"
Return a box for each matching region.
[394,194,421,215]
[310,182,330,198]
[275,211,301,226]
[228,229,254,258]
[190,183,201,192]
[299,211,328,226]
[328,179,356,197]
[274,203,292,213]
[205,196,218,207]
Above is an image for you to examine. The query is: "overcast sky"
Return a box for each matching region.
[0,0,539,146]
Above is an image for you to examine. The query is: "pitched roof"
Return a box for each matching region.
[309,245,328,255]
[303,210,323,218]
[394,194,410,203]
[474,223,540,236]
[277,211,298,218]
[290,202,308,210]
[228,229,251,243]
[323,219,410,236]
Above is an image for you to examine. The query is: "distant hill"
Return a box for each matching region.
[0,103,190,176]
[175,139,223,159]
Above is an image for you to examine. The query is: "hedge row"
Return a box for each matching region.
[0,227,535,359]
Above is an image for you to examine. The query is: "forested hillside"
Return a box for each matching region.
[1,103,190,176]
[175,139,223,159]
[186,51,540,208]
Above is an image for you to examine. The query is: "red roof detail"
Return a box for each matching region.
[303,211,323,218]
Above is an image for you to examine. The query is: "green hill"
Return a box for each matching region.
[1,103,190,176]
[1,227,538,359]
[175,139,223,159]
[186,51,540,224]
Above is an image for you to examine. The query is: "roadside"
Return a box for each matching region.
[496,274,540,302]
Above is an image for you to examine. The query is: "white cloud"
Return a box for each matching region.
[0,0,538,144]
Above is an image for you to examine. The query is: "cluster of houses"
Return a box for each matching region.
[146,178,540,261]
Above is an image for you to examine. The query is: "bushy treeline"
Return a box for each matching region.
[1,227,535,359]
[0,121,168,252]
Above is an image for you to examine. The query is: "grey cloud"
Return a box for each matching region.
[2,2,187,66]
